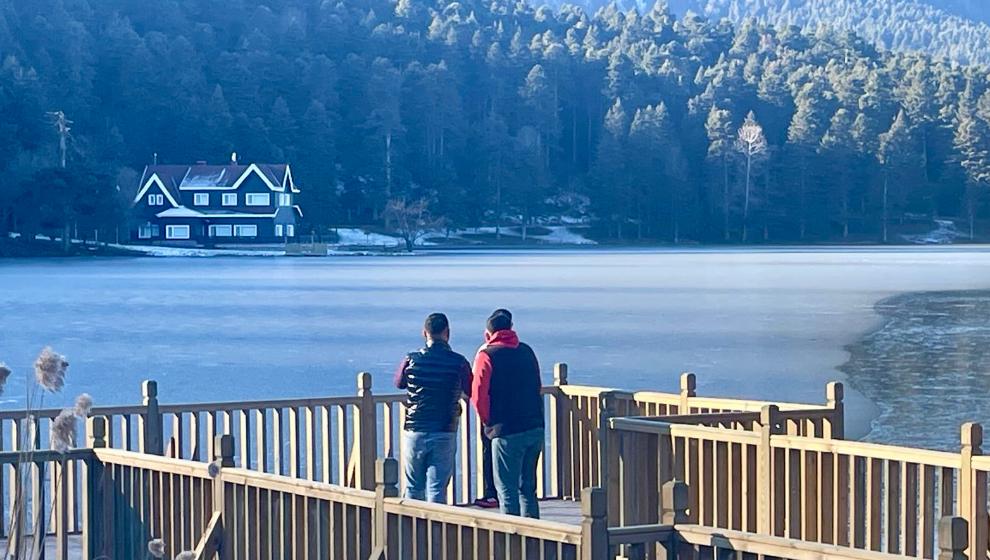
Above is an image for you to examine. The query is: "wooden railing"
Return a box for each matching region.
[608,412,990,560]
[0,447,93,556]
[0,364,978,560]
[0,366,843,519]
[592,483,972,560]
[89,435,586,560]
[3,436,975,560]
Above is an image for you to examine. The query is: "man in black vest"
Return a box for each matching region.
[394,313,472,503]
[471,309,545,518]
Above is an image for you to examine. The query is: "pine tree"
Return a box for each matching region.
[877,110,916,242]
[593,99,630,239]
[787,78,831,239]
[630,103,685,240]
[820,108,857,238]
[954,94,990,238]
[706,105,735,240]
[365,58,402,215]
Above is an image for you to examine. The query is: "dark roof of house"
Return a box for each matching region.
[139,163,289,193]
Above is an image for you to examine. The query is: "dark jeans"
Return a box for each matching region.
[481,432,497,499]
[492,427,544,518]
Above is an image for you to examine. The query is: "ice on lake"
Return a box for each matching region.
[3,247,990,448]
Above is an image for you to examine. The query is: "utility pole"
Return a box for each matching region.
[46,111,73,168]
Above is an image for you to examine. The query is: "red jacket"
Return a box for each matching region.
[471,329,544,437]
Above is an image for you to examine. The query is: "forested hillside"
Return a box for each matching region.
[1,0,989,244]
[658,0,990,66]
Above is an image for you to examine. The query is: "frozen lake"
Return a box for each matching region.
[2,248,990,449]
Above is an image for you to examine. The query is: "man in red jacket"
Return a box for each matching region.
[471,309,544,518]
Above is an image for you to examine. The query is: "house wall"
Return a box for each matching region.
[130,166,299,244]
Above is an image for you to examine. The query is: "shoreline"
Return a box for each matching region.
[7,242,990,259]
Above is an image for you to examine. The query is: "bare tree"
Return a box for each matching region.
[46,111,73,169]
[735,111,767,242]
[383,198,439,252]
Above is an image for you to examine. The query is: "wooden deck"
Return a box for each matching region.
[463,498,583,526]
[0,366,979,559]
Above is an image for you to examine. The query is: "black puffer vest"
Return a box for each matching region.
[402,342,469,433]
[484,342,544,438]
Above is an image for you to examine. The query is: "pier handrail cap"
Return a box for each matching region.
[962,422,983,449]
[142,379,158,399]
[826,381,844,403]
[680,372,696,393]
[357,371,373,391]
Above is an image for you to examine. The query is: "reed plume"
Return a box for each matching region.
[74,393,93,417]
[0,363,10,396]
[34,347,68,393]
[50,409,76,453]
[147,538,165,559]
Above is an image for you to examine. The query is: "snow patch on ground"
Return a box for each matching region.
[901,220,965,245]
[449,225,595,245]
[111,244,285,257]
[535,226,597,245]
[333,228,405,247]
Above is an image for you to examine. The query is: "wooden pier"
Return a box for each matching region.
[0,366,980,559]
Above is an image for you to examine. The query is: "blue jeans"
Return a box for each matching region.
[492,427,544,518]
[402,431,456,503]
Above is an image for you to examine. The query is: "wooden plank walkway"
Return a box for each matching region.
[463,498,583,526]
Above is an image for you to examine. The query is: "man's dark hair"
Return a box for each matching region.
[491,308,512,321]
[486,309,512,333]
[424,313,449,336]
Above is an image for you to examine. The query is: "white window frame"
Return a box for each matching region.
[279,193,291,206]
[246,193,271,207]
[165,225,190,240]
[287,224,295,237]
[138,224,157,239]
[222,193,237,206]
[148,194,164,206]
[194,193,210,206]
[209,224,233,237]
[275,224,283,237]
[233,224,258,237]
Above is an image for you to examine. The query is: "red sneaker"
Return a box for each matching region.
[473,497,499,509]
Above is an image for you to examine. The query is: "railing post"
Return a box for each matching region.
[84,417,112,559]
[212,434,234,560]
[140,380,164,455]
[581,487,608,560]
[757,405,782,536]
[826,382,845,439]
[357,372,378,491]
[679,373,696,414]
[88,416,107,449]
[551,363,572,499]
[214,433,235,468]
[938,516,968,560]
[661,481,689,560]
[373,458,399,558]
[960,423,986,559]
[661,480,689,524]
[600,391,626,523]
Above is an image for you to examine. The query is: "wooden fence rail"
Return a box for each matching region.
[594,482,971,560]
[93,440,585,560]
[608,413,990,560]
[0,367,841,515]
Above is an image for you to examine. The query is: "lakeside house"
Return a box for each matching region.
[130,156,302,244]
